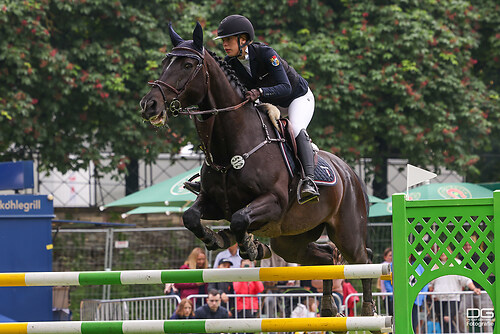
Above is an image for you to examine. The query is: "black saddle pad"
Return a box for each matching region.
[274,128,336,186]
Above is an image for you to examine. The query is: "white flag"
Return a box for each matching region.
[407,164,437,188]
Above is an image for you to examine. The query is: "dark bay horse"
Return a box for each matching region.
[140,23,375,318]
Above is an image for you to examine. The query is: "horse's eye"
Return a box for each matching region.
[184,63,193,69]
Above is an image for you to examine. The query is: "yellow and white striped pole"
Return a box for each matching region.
[0,263,391,287]
[0,317,393,333]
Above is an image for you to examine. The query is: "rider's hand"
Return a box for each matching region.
[246,88,261,102]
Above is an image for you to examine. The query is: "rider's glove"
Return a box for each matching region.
[245,88,261,102]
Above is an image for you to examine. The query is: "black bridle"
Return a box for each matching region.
[148,47,205,117]
[147,47,249,118]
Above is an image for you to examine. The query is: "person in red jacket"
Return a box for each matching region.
[233,259,264,328]
[174,247,208,300]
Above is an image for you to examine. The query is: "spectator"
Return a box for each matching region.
[291,294,318,318]
[260,249,298,318]
[207,258,235,317]
[342,280,359,317]
[331,278,344,314]
[429,249,481,333]
[377,247,393,315]
[426,313,442,334]
[458,236,494,333]
[163,283,179,296]
[377,247,392,293]
[213,243,242,269]
[409,254,428,333]
[174,247,208,300]
[233,259,264,323]
[194,289,229,320]
[170,298,195,319]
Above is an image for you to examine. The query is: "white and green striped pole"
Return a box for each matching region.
[0,263,391,287]
[0,317,393,333]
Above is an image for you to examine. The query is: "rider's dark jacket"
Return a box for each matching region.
[225,42,308,108]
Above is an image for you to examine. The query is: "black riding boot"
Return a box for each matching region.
[296,129,320,204]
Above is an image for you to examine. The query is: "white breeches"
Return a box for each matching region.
[288,88,315,138]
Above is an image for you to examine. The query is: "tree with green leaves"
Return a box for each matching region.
[210,0,499,197]
[0,0,206,181]
[2,0,499,198]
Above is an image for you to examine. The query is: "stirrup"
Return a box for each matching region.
[297,177,319,205]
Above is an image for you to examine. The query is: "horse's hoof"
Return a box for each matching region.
[320,299,338,317]
[204,241,220,251]
[257,242,272,259]
[361,301,375,316]
[320,308,335,317]
[201,227,225,250]
[239,234,258,261]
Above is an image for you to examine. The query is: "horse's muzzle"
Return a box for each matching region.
[140,96,167,126]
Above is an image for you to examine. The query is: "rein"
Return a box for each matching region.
[198,107,285,174]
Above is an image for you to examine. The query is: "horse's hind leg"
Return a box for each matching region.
[326,217,375,317]
[270,227,340,317]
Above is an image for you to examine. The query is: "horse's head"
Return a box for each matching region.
[140,22,206,126]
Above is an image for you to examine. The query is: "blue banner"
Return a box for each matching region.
[0,161,34,190]
[0,195,53,217]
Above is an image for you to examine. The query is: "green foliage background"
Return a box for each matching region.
[1,0,499,184]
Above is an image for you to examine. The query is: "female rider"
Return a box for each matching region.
[214,14,319,204]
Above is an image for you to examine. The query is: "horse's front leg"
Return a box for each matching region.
[230,193,283,261]
[183,193,232,250]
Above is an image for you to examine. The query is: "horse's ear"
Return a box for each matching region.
[169,22,184,47]
[193,22,203,52]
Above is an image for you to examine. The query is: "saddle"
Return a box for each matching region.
[257,104,337,186]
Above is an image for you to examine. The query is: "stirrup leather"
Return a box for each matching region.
[183,180,201,195]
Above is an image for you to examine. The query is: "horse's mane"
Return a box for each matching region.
[206,49,247,98]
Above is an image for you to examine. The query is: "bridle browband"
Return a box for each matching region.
[147,46,249,117]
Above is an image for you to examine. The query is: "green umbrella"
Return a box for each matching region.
[369,201,393,217]
[105,166,200,208]
[368,195,386,203]
[478,182,500,192]
[368,182,494,217]
[123,206,189,217]
[405,182,493,201]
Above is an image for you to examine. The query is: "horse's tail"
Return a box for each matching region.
[366,247,374,262]
[351,169,372,263]
[352,169,370,217]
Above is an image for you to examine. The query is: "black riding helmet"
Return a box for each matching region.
[214,15,255,41]
[214,15,255,58]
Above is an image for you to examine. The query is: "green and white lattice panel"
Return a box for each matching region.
[392,191,499,334]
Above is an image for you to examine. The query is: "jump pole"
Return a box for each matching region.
[0,317,393,333]
[0,263,391,287]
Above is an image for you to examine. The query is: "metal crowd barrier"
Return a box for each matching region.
[80,295,181,321]
[345,290,494,334]
[81,292,341,321]
[81,289,493,333]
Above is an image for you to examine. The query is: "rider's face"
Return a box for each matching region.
[222,35,245,57]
